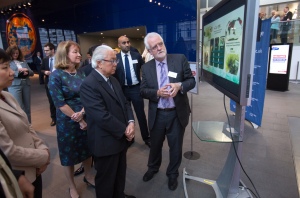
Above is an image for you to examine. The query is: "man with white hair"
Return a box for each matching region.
[140,32,195,190]
[80,45,136,198]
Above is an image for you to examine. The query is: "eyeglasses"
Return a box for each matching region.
[102,59,119,64]
[150,42,164,51]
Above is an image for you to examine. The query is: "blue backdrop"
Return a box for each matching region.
[230,19,271,126]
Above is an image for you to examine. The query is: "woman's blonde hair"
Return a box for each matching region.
[55,40,81,70]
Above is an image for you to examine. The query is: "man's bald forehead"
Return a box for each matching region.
[118,36,129,43]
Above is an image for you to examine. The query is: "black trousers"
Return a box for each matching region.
[94,147,127,198]
[32,175,42,198]
[147,109,184,178]
[45,85,56,120]
[123,85,149,142]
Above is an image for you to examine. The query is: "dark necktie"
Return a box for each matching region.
[49,58,53,72]
[107,78,114,92]
[159,62,170,108]
[124,54,132,86]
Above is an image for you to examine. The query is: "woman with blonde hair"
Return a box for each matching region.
[48,41,94,198]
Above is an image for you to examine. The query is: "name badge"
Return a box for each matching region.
[132,60,138,64]
[168,71,177,78]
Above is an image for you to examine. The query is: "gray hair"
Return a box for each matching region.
[91,45,113,68]
[144,32,164,50]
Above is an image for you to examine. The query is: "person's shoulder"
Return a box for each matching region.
[168,54,185,59]
[1,91,18,103]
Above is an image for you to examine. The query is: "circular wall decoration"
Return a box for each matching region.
[6,13,37,59]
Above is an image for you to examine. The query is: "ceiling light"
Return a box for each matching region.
[28,2,31,5]
[158,2,161,6]
[149,0,152,2]
[137,29,139,31]
[23,4,26,7]
[100,33,103,35]
[9,7,12,11]
[0,10,3,14]
[18,5,21,8]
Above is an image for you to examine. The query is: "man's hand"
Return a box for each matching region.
[125,122,135,141]
[45,71,51,75]
[79,120,87,130]
[18,175,35,198]
[166,83,181,97]
[157,85,171,98]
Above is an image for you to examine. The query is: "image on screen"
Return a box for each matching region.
[269,45,290,74]
[202,6,244,85]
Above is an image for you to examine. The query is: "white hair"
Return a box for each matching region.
[91,45,113,69]
[144,32,164,50]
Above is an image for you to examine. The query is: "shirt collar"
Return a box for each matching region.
[94,69,109,82]
[121,51,131,57]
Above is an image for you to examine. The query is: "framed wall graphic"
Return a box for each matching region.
[6,13,37,59]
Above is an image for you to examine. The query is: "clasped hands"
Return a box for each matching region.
[125,122,135,141]
[157,83,181,98]
[18,68,29,75]
[71,112,87,130]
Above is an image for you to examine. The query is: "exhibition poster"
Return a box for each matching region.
[269,45,290,74]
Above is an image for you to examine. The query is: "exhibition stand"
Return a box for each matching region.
[183,105,252,198]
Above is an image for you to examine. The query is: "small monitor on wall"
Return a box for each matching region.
[201,0,259,106]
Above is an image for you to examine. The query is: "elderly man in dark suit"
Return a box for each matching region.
[140,32,195,191]
[113,36,150,148]
[80,45,136,198]
[41,42,56,126]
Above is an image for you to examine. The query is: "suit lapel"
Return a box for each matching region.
[148,60,159,89]
[167,55,175,83]
[92,71,120,102]
[117,54,125,83]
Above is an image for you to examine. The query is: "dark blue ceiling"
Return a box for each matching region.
[0,0,198,34]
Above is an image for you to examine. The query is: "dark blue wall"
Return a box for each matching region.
[1,0,204,61]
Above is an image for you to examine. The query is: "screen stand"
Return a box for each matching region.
[183,104,253,198]
[184,94,200,160]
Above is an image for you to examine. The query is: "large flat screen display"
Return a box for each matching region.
[201,0,259,105]
[203,6,244,84]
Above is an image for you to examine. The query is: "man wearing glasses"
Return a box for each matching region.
[80,45,136,198]
[140,32,195,191]
[114,36,151,148]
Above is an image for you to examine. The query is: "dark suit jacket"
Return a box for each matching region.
[283,11,293,21]
[79,63,93,76]
[80,70,134,157]
[41,57,51,84]
[113,51,144,87]
[33,56,42,68]
[140,54,195,130]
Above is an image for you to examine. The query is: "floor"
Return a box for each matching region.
[28,74,300,198]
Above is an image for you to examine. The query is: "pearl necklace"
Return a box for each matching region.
[64,70,77,76]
